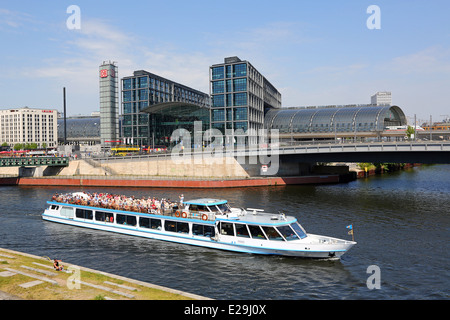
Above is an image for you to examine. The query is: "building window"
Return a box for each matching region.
[212,95,225,107]
[123,79,132,90]
[226,79,233,93]
[233,93,247,106]
[212,66,224,80]
[138,89,148,101]
[138,77,148,88]
[212,80,225,94]
[212,109,225,122]
[233,63,247,77]
[226,94,233,107]
[226,65,232,78]
[233,107,247,121]
[233,78,247,92]
[234,122,248,131]
[123,91,133,102]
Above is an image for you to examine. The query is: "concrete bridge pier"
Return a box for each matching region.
[18,166,65,178]
[236,155,314,177]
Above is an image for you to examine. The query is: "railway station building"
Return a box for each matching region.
[264,104,407,142]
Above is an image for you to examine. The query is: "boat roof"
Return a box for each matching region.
[184,199,228,206]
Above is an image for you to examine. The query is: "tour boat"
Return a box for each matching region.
[42,193,356,258]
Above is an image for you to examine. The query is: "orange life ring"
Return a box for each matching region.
[175,210,181,217]
[181,211,188,218]
[201,214,208,221]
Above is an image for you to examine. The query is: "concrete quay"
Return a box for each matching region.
[0,156,354,188]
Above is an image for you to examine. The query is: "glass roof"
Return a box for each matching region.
[264,105,406,133]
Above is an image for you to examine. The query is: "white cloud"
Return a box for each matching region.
[387,46,450,75]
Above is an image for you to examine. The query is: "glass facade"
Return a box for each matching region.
[121,70,209,147]
[210,57,281,145]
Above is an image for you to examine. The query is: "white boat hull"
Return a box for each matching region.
[42,204,355,259]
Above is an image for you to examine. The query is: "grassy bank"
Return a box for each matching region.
[0,248,204,300]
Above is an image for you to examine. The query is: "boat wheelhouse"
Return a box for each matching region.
[42,193,356,258]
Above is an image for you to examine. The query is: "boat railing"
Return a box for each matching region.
[51,199,217,222]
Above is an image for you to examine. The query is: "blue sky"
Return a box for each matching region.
[0,0,449,123]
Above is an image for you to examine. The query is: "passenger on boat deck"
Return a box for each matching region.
[53,259,63,271]
[52,192,179,214]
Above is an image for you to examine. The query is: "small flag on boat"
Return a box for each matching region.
[346,224,354,241]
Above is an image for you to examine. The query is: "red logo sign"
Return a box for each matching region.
[100,69,108,78]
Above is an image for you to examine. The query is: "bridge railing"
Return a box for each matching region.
[0,157,70,167]
[277,141,450,154]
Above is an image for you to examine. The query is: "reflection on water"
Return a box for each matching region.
[1,165,449,299]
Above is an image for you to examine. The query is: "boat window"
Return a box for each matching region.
[151,218,162,230]
[140,217,150,228]
[248,225,267,240]
[60,207,74,218]
[235,224,250,238]
[50,205,59,210]
[105,212,114,223]
[177,222,189,234]
[165,221,176,232]
[95,211,113,222]
[75,208,93,220]
[197,205,209,212]
[291,223,307,239]
[116,214,137,226]
[192,224,215,237]
[276,225,299,241]
[164,220,189,234]
[262,226,284,241]
[140,217,161,230]
[220,222,234,236]
[95,211,105,221]
[216,203,231,214]
[189,204,198,212]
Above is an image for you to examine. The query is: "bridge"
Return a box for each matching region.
[271,141,450,164]
[0,157,69,167]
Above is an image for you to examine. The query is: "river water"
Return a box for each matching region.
[0,165,449,300]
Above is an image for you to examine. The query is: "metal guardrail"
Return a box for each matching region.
[276,142,450,155]
[91,142,450,163]
[0,157,70,167]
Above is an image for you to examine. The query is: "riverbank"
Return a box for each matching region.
[0,174,346,188]
[0,248,210,300]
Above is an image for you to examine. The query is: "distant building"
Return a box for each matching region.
[121,70,210,147]
[0,107,58,148]
[371,91,392,106]
[57,116,102,145]
[210,56,281,145]
[99,61,120,148]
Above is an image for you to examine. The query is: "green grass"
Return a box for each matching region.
[0,249,197,300]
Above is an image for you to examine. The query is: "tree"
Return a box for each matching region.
[406,125,415,140]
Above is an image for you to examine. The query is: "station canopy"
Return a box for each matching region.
[264,105,407,134]
[140,102,210,146]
